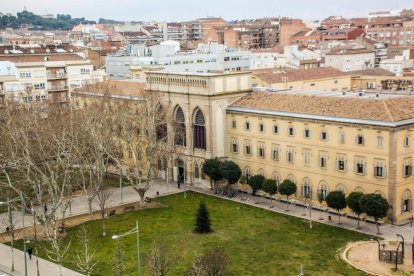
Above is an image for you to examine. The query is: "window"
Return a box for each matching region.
[230,138,238,153]
[377,136,383,148]
[244,140,252,155]
[244,167,251,181]
[193,109,206,150]
[259,122,265,132]
[81,68,91,75]
[402,190,412,213]
[336,154,346,172]
[128,144,133,159]
[304,128,311,138]
[318,182,329,200]
[288,126,295,136]
[231,120,237,129]
[257,143,265,158]
[404,136,410,147]
[339,132,345,144]
[34,83,45,90]
[224,57,230,61]
[374,160,386,178]
[355,157,366,175]
[303,149,311,166]
[271,144,279,161]
[272,172,280,186]
[320,130,328,141]
[356,135,364,145]
[286,147,295,164]
[302,178,312,198]
[174,107,186,146]
[245,121,250,130]
[19,72,31,79]
[403,158,412,177]
[273,125,279,134]
[136,147,142,160]
[319,152,327,168]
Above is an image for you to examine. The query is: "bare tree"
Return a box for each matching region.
[76,227,97,276]
[186,255,205,276]
[0,197,18,272]
[146,241,179,276]
[199,249,229,276]
[111,240,125,276]
[95,188,112,236]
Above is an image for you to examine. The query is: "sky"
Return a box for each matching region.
[2,0,414,22]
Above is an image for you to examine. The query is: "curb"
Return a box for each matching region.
[341,241,383,276]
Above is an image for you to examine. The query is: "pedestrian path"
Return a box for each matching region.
[0,243,82,276]
[190,186,414,242]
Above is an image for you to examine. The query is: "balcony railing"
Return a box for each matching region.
[47,73,67,80]
[48,85,69,91]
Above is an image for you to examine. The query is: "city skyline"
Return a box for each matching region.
[2,0,414,22]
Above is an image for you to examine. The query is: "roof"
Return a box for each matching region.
[326,48,375,55]
[0,53,85,63]
[347,68,395,76]
[74,80,146,97]
[252,67,347,84]
[229,91,414,123]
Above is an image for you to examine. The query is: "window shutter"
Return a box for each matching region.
[409,199,412,212]
[401,199,405,214]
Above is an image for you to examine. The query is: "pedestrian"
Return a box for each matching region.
[43,203,47,214]
[27,247,33,260]
[177,178,181,189]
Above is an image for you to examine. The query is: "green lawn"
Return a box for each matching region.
[18,192,369,275]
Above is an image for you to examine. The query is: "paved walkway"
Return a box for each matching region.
[0,179,181,276]
[190,184,414,242]
[1,179,413,275]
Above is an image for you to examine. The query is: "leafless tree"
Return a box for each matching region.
[111,240,125,276]
[146,241,179,276]
[76,227,97,276]
[0,197,18,272]
[95,188,112,236]
[186,255,205,276]
[199,249,229,276]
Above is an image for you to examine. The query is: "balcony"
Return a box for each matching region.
[48,85,69,92]
[47,73,67,80]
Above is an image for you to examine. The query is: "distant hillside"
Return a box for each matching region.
[0,10,96,30]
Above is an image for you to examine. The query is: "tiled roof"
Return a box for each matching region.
[229,91,414,122]
[252,67,347,84]
[347,68,395,76]
[74,80,145,97]
[0,53,85,63]
[326,48,374,55]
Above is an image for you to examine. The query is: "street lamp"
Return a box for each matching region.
[370,238,381,260]
[112,221,140,276]
[0,192,27,276]
[397,234,405,259]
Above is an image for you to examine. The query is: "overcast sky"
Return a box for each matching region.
[2,0,414,22]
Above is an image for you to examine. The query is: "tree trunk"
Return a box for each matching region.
[375,219,381,235]
[357,214,361,230]
[286,196,289,211]
[88,199,93,216]
[102,215,106,237]
[309,205,313,229]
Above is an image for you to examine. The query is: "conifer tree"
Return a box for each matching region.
[194,201,212,234]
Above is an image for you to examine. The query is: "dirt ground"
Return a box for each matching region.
[345,241,414,276]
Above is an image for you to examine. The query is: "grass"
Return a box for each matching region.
[16,192,370,275]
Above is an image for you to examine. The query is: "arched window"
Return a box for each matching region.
[194,162,200,179]
[302,178,312,198]
[402,189,412,213]
[258,169,266,177]
[272,172,280,186]
[318,181,329,200]
[156,105,167,142]
[336,184,347,195]
[287,174,296,184]
[174,106,186,146]
[193,108,206,150]
[355,187,364,193]
[200,163,206,180]
[244,167,251,181]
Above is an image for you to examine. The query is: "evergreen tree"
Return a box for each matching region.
[194,201,212,234]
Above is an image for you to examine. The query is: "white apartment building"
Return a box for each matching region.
[250,49,286,70]
[380,48,414,76]
[325,48,376,72]
[0,53,94,104]
[105,43,251,80]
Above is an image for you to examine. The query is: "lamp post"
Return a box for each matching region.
[112,221,140,276]
[397,234,405,259]
[0,193,27,276]
[370,238,381,260]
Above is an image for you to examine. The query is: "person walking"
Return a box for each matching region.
[27,247,33,260]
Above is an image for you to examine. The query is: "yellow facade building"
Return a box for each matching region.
[252,67,352,91]
[226,90,414,223]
